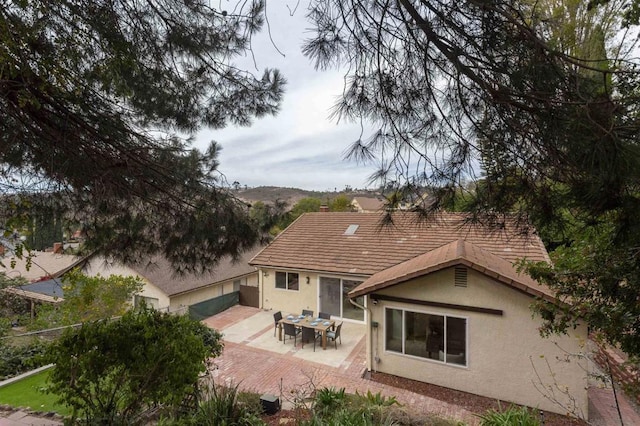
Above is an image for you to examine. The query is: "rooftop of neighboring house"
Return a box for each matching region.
[351,196,386,212]
[124,245,263,297]
[0,250,83,282]
[250,212,549,277]
[5,278,66,303]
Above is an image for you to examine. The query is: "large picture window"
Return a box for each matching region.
[385,307,467,366]
[275,271,299,291]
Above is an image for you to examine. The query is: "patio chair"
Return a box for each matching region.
[302,309,314,317]
[318,312,331,320]
[273,311,283,337]
[301,326,321,351]
[326,322,343,349]
[283,322,301,346]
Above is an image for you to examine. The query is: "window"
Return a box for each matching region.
[275,271,299,291]
[233,279,242,292]
[134,295,159,310]
[385,307,467,366]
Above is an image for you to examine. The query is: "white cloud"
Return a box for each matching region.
[194,3,378,191]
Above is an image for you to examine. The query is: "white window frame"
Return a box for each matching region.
[383,306,468,367]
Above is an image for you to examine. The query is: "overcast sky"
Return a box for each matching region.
[194,2,378,192]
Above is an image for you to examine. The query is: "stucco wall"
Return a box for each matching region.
[82,257,171,309]
[367,267,589,416]
[261,268,318,314]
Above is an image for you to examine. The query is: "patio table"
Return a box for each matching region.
[278,315,335,350]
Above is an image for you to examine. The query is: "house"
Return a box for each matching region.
[81,245,262,317]
[250,211,588,416]
[0,250,84,282]
[351,196,386,212]
[2,246,262,319]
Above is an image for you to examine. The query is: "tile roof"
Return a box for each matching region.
[250,212,549,276]
[0,251,83,282]
[349,239,556,302]
[127,245,262,297]
[352,196,385,212]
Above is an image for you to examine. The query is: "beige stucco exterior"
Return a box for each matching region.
[81,257,171,309]
[82,256,257,314]
[365,267,589,416]
[260,267,320,313]
[259,267,367,321]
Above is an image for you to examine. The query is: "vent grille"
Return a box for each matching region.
[454,267,468,287]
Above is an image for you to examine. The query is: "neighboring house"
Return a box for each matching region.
[3,278,65,318]
[250,211,588,416]
[351,196,386,212]
[81,245,262,316]
[0,250,84,282]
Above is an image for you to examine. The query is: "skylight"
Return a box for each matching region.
[344,224,359,235]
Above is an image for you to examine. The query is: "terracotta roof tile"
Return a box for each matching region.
[349,239,555,302]
[250,212,549,276]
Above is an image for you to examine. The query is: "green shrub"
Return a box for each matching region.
[192,383,265,426]
[314,387,346,413]
[0,339,49,379]
[478,405,541,426]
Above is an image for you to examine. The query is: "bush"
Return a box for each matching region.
[0,340,49,379]
[46,307,222,425]
[478,405,541,426]
[193,383,265,426]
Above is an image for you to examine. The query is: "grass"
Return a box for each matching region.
[0,369,72,416]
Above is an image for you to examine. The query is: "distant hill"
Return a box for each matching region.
[234,186,380,208]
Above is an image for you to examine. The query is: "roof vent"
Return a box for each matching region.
[344,224,359,235]
[454,267,467,287]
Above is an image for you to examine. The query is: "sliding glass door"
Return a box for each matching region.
[319,277,364,321]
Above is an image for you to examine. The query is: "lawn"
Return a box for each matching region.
[0,369,72,416]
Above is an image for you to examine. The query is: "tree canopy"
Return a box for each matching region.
[304,0,640,355]
[46,306,223,424]
[0,0,285,273]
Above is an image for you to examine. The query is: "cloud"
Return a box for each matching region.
[194,4,379,191]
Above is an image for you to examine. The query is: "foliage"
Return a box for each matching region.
[59,269,143,324]
[156,383,265,426]
[190,383,265,426]
[328,194,354,212]
[477,405,541,426]
[301,387,405,426]
[27,270,143,330]
[249,200,289,238]
[45,307,222,424]
[314,386,346,414]
[0,338,49,379]
[0,0,285,273]
[304,0,640,355]
[0,273,30,329]
[524,219,640,356]
[279,197,323,229]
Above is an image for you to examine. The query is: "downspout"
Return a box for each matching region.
[349,296,377,373]
[260,268,264,309]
